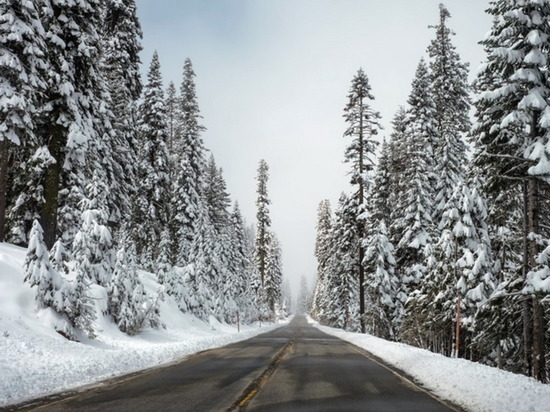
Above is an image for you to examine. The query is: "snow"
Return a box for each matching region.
[0,242,283,408]
[310,318,550,412]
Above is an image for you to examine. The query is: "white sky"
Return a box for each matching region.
[135,0,492,297]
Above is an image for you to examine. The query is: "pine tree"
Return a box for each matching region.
[24,220,58,309]
[319,194,360,331]
[311,199,332,322]
[471,0,550,382]
[102,0,143,232]
[134,51,171,267]
[363,220,400,339]
[343,68,382,333]
[0,0,48,242]
[265,232,283,320]
[254,159,271,288]
[173,58,207,265]
[228,203,254,323]
[395,59,436,294]
[165,81,178,152]
[37,0,112,248]
[428,4,471,228]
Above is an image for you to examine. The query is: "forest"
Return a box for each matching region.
[311,2,550,383]
[0,0,286,341]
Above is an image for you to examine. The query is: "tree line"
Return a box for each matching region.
[311,2,550,383]
[0,0,285,340]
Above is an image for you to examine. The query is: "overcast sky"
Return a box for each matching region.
[134,0,492,297]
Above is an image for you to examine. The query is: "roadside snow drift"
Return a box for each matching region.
[0,243,283,408]
[312,319,550,412]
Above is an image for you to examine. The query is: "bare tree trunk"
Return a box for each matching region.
[522,180,533,376]
[527,178,546,382]
[41,124,64,249]
[0,139,9,242]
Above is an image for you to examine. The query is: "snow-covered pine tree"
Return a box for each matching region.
[0,0,48,242]
[36,0,112,248]
[311,199,332,322]
[470,0,550,382]
[108,232,160,335]
[342,68,382,333]
[324,193,360,331]
[265,232,283,320]
[71,171,113,288]
[173,58,207,266]
[363,220,400,340]
[228,202,254,322]
[428,4,470,228]
[101,0,143,233]
[387,107,409,246]
[186,205,219,320]
[134,51,171,268]
[24,220,58,309]
[394,59,436,296]
[254,159,271,289]
[165,81,178,152]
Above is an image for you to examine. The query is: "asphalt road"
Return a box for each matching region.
[18,316,455,412]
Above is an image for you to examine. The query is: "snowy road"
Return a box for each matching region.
[19,316,453,411]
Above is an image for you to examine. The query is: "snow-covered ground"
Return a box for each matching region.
[311,318,550,412]
[0,243,284,408]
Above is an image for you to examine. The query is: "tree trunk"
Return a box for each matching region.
[527,178,546,382]
[41,124,64,249]
[522,180,533,376]
[0,139,9,242]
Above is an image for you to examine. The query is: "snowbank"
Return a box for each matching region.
[0,243,283,408]
[311,318,550,412]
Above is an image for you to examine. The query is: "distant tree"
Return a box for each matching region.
[265,232,283,319]
[311,199,332,321]
[254,159,271,287]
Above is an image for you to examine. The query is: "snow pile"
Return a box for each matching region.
[311,319,550,412]
[0,243,283,408]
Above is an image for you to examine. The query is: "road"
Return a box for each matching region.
[18,316,455,412]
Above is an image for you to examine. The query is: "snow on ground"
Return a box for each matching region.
[0,243,284,408]
[310,318,550,412]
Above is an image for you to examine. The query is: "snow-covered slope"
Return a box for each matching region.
[311,318,550,412]
[0,243,283,408]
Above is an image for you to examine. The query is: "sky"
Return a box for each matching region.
[134,0,492,298]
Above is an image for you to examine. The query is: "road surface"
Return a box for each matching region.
[17,316,455,412]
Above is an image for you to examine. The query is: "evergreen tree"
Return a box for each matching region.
[228,202,254,323]
[173,58,207,265]
[428,3,471,228]
[254,159,271,288]
[102,0,143,232]
[0,0,48,242]
[134,51,171,267]
[471,0,550,382]
[395,59,436,294]
[363,220,400,339]
[165,81,178,152]
[311,199,332,322]
[37,0,112,248]
[326,194,360,331]
[342,68,382,333]
[24,220,59,309]
[265,232,283,320]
